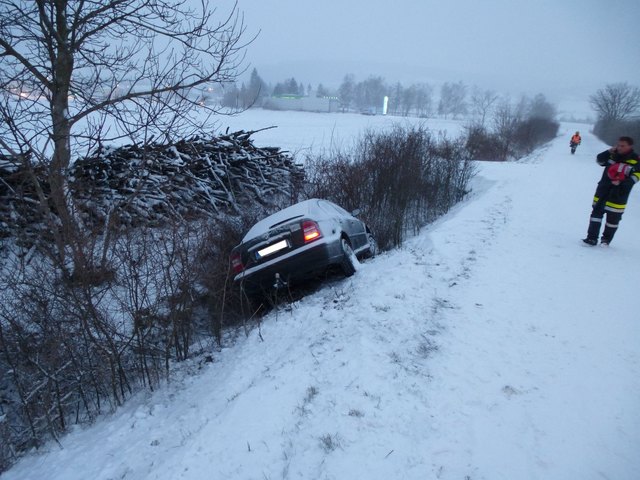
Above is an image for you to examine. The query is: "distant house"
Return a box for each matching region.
[263,93,339,113]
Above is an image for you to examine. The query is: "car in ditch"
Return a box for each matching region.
[230,198,377,294]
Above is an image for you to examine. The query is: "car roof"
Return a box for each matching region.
[243,198,330,242]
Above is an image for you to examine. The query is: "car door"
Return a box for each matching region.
[322,201,367,250]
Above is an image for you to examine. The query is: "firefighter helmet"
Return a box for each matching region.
[607,163,628,183]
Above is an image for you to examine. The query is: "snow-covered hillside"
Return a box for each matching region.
[2,120,639,480]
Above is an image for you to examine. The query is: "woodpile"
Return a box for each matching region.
[0,130,304,240]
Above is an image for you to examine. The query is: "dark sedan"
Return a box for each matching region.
[230,199,377,294]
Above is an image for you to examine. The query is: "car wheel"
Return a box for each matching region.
[364,232,379,258]
[340,237,359,277]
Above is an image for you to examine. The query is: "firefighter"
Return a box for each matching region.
[571,131,581,145]
[583,136,639,246]
[570,131,581,154]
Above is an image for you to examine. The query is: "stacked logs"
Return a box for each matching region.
[0,130,304,240]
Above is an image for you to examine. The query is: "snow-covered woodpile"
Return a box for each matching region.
[0,154,48,241]
[0,130,304,240]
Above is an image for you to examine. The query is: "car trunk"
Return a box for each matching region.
[234,218,310,273]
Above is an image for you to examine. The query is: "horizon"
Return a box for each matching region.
[229,0,639,118]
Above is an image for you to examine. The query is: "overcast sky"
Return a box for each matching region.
[234,0,639,101]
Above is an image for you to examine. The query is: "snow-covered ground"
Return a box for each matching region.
[3,118,640,480]
[215,109,465,156]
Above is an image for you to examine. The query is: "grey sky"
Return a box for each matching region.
[235,0,639,100]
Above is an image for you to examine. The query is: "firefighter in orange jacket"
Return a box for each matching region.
[570,131,581,153]
[570,131,581,145]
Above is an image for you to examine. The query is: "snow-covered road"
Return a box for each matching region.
[4,124,639,480]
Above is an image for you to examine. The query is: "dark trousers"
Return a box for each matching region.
[586,180,633,242]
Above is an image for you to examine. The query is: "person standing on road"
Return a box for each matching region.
[583,136,639,246]
[569,132,582,147]
[570,131,581,153]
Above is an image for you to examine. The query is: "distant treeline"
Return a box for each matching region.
[219,68,559,122]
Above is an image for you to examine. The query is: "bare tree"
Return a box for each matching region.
[527,93,556,120]
[492,98,520,160]
[438,81,467,119]
[0,4,251,466]
[414,83,433,118]
[401,84,418,116]
[388,82,403,115]
[0,0,249,274]
[589,82,640,121]
[470,87,499,127]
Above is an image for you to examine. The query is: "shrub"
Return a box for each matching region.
[304,125,476,250]
[465,117,559,161]
[593,118,640,146]
[464,124,504,161]
[513,117,561,156]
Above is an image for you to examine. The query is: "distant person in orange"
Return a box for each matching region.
[570,131,581,154]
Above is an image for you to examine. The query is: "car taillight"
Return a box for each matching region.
[230,251,244,273]
[302,220,322,243]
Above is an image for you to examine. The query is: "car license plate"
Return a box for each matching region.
[257,239,289,258]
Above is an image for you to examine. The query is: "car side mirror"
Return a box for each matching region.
[351,208,361,216]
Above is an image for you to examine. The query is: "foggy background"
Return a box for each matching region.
[234,0,640,114]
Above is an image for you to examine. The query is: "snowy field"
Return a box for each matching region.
[3,117,640,480]
[214,109,466,157]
